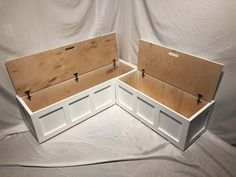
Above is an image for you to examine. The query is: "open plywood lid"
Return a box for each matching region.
[138,40,223,102]
[6,33,118,97]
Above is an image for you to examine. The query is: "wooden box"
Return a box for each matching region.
[5,33,135,143]
[116,40,223,150]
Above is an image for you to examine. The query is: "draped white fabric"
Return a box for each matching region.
[0,105,236,177]
[0,0,236,147]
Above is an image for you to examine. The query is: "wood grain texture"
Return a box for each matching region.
[23,62,133,112]
[6,33,118,96]
[120,71,207,118]
[138,41,223,102]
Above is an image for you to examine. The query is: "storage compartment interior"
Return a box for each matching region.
[119,70,207,118]
[6,33,134,112]
[23,61,133,112]
[117,40,223,118]
[138,41,223,103]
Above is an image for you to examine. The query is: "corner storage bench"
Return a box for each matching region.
[5,33,135,143]
[116,41,223,150]
[6,33,223,150]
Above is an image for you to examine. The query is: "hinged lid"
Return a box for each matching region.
[138,40,223,102]
[6,33,118,97]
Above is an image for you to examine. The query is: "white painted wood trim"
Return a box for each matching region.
[188,101,214,121]
[16,95,33,115]
[116,79,187,120]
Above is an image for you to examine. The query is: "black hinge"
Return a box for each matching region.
[197,94,203,105]
[25,90,31,101]
[113,59,116,68]
[74,73,79,82]
[142,69,145,78]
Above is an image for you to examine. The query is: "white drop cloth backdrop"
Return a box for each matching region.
[0,0,236,145]
[0,105,236,177]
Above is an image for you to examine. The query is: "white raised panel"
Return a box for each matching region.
[186,103,213,143]
[188,111,207,142]
[158,111,183,142]
[136,97,155,125]
[94,85,113,110]
[39,107,67,136]
[117,85,134,111]
[17,99,37,138]
[69,95,91,122]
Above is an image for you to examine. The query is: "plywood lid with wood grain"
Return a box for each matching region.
[138,40,223,102]
[6,33,118,97]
